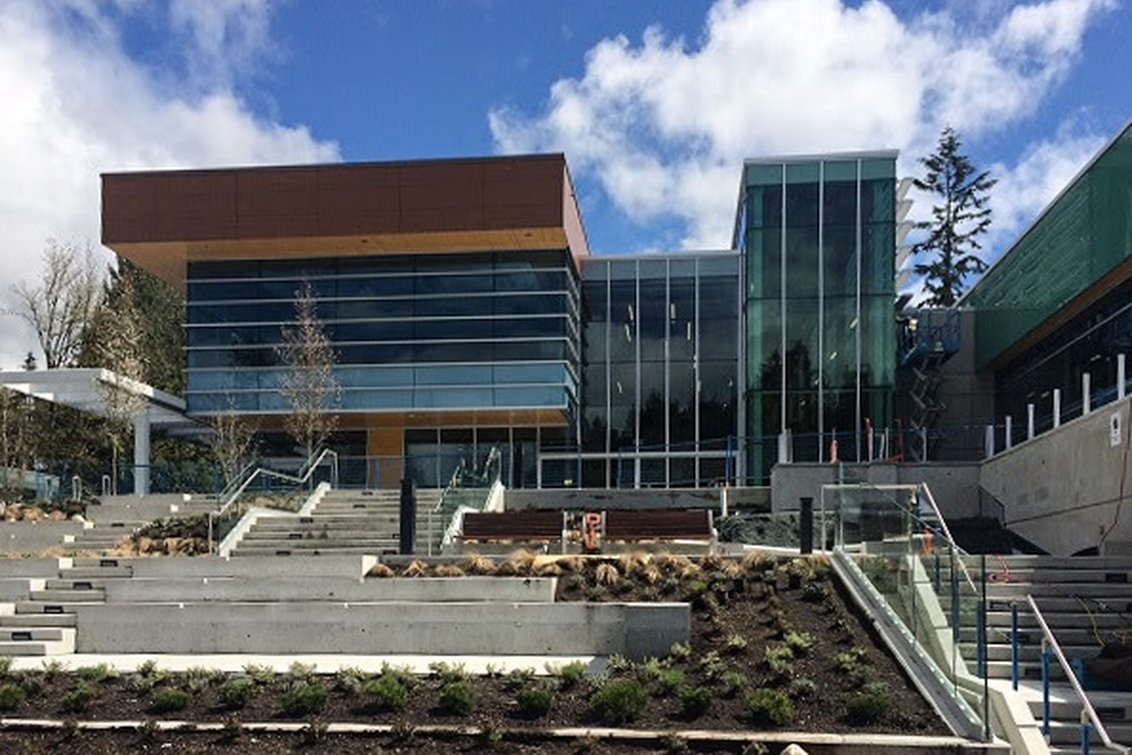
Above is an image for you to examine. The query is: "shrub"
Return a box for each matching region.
[590,678,648,725]
[764,644,795,678]
[845,682,892,724]
[834,646,868,673]
[668,642,692,663]
[719,671,746,698]
[280,681,327,717]
[657,668,685,695]
[553,660,587,689]
[504,667,536,690]
[428,661,468,684]
[363,674,408,713]
[724,633,749,655]
[514,682,555,718]
[746,687,794,727]
[243,663,275,685]
[75,663,114,684]
[0,657,12,676]
[437,680,477,716]
[679,685,713,719]
[784,630,815,656]
[61,681,98,713]
[698,650,725,680]
[788,677,816,699]
[800,582,828,603]
[125,673,157,696]
[0,682,25,711]
[605,654,633,675]
[150,688,191,713]
[288,661,317,679]
[219,677,257,711]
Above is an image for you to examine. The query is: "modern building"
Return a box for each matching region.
[100,150,899,490]
[735,153,898,480]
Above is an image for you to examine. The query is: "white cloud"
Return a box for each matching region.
[0,0,339,370]
[490,0,1115,251]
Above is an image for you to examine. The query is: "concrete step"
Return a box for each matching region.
[976,556,1132,570]
[45,578,114,591]
[16,600,102,613]
[243,525,404,537]
[59,566,134,579]
[69,557,134,569]
[29,588,106,602]
[1045,719,1132,746]
[0,639,72,656]
[1030,690,1132,723]
[0,613,77,627]
[964,642,1103,662]
[985,583,1132,599]
[234,538,399,549]
[231,546,397,556]
[981,568,1132,584]
[0,626,70,642]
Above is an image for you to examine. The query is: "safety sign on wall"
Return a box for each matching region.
[1112,411,1123,447]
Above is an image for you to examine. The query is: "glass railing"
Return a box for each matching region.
[426,447,502,556]
[823,481,992,740]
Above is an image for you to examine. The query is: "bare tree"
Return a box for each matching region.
[0,388,35,498]
[208,395,259,487]
[10,240,103,368]
[278,282,339,460]
[92,275,148,493]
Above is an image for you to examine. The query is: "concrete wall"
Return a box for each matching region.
[981,396,1132,555]
[101,576,556,603]
[506,487,769,511]
[770,462,982,519]
[79,555,370,580]
[74,601,689,658]
[0,522,83,554]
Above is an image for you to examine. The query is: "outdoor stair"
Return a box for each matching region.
[62,520,147,554]
[938,554,1132,754]
[0,557,134,656]
[229,489,447,557]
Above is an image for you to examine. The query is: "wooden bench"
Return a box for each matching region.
[459,510,567,550]
[601,509,716,545]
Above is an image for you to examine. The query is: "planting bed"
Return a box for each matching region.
[0,553,949,752]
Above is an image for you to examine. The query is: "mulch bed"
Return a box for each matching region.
[0,553,948,750]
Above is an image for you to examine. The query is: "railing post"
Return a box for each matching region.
[951,547,961,645]
[985,425,995,459]
[933,551,941,592]
[1053,388,1062,429]
[1027,403,1035,441]
[1083,372,1092,416]
[976,598,987,679]
[1081,717,1093,755]
[1042,647,1052,737]
[399,478,416,556]
[1005,415,1013,450]
[1119,353,1127,401]
[799,497,813,555]
[1011,602,1020,691]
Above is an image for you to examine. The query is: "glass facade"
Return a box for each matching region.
[967,123,1132,369]
[565,253,741,488]
[185,250,580,415]
[739,155,896,481]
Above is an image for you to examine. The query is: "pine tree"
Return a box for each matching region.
[912,127,997,306]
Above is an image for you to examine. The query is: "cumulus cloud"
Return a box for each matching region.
[490,0,1116,251]
[0,0,339,369]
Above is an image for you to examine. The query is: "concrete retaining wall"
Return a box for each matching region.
[981,397,1132,556]
[770,462,982,519]
[97,555,370,580]
[0,522,83,554]
[507,488,748,511]
[101,576,557,603]
[74,601,689,658]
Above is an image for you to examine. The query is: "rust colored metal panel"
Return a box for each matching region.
[398,160,487,233]
[315,165,401,236]
[482,158,563,231]
[103,172,237,244]
[234,167,319,239]
[561,164,591,264]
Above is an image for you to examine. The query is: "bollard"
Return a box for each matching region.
[799,497,814,555]
[400,478,416,556]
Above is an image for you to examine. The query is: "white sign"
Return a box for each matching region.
[1111,412,1123,447]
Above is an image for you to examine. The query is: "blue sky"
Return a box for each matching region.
[0,0,1130,364]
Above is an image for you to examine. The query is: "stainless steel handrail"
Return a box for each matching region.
[1027,594,1130,753]
[207,447,339,553]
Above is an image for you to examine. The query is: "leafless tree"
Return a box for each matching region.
[0,388,35,498]
[278,282,339,461]
[208,396,259,487]
[92,275,148,493]
[10,240,103,368]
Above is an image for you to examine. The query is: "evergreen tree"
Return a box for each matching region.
[912,127,997,306]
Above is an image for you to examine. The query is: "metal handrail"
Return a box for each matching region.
[918,483,981,596]
[1027,594,1130,753]
[207,447,339,553]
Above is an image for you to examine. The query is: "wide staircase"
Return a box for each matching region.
[965,555,1132,753]
[0,557,133,656]
[62,520,146,555]
[230,488,445,557]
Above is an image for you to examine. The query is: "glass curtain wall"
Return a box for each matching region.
[185,250,580,415]
[741,156,896,483]
[573,253,741,488]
